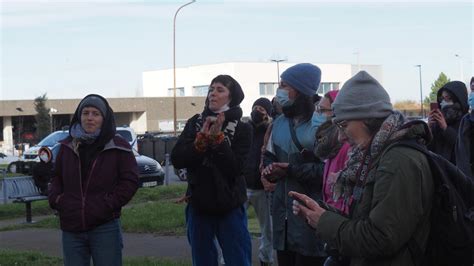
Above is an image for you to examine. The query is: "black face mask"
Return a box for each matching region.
[442,103,463,124]
[251,110,265,124]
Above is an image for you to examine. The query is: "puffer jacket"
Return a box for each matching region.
[317,122,434,266]
[49,136,139,232]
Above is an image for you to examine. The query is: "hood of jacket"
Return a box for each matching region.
[437,81,469,113]
[388,119,433,147]
[69,94,116,147]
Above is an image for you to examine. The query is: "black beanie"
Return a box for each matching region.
[208,75,245,107]
[252,97,273,115]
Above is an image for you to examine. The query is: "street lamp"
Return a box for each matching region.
[270,58,286,84]
[49,108,58,132]
[415,65,424,117]
[15,107,24,156]
[455,54,464,82]
[173,0,196,136]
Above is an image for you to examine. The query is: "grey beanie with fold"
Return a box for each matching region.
[332,71,393,123]
[78,94,108,117]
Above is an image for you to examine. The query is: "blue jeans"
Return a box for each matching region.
[186,204,252,266]
[246,189,274,263]
[62,219,123,266]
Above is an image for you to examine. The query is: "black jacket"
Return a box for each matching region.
[428,81,468,163]
[456,113,474,178]
[171,108,252,215]
[243,121,268,190]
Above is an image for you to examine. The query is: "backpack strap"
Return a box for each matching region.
[288,119,305,152]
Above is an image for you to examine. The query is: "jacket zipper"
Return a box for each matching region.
[71,144,100,231]
[82,158,100,230]
[76,153,86,231]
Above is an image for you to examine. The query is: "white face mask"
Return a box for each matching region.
[440,100,454,109]
[39,153,49,162]
[212,103,230,113]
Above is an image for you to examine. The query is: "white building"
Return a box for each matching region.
[143,62,383,116]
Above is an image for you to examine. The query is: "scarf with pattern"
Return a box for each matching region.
[332,111,405,215]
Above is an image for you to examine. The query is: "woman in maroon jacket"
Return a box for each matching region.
[48,94,139,266]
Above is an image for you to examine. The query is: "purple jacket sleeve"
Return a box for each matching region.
[105,150,139,210]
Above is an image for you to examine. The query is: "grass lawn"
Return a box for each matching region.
[0,200,54,221]
[0,249,192,266]
[0,184,187,221]
[0,184,261,237]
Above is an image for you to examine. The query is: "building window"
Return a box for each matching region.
[259,82,278,95]
[167,87,184,97]
[192,85,209,96]
[317,82,340,95]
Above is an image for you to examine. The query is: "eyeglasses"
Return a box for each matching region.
[315,105,332,115]
[334,120,348,130]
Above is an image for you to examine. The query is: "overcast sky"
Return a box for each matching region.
[1,0,472,103]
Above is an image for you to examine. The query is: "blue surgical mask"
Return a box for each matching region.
[440,100,453,109]
[312,112,327,128]
[468,92,474,110]
[276,88,294,107]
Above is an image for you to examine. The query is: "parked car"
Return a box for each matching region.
[23,129,68,162]
[23,126,138,162]
[116,126,138,151]
[10,126,162,187]
[0,152,19,165]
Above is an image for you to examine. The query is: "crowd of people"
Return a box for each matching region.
[41,66,473,266]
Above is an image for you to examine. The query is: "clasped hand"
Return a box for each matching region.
[261,162,288,182]
[201,113,225,135]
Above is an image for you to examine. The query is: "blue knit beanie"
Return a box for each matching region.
[280,63,321,96]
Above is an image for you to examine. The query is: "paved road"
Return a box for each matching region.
[0,229,192,259]
[0,228,264,264]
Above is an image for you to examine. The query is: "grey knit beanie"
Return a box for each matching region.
[78,94,108,117]
[332,71,393,123]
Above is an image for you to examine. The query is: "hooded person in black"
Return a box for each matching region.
[171,75,253,266]
[32,146,54,195]
[428,81,468,163]
[455,77,474,178]
[69,94,117,181]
